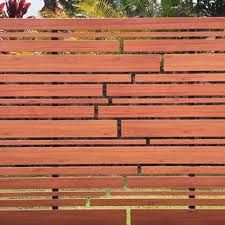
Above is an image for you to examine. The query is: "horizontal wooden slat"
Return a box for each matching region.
[110,191,225,196]
[107,84,225,96]
[165,54,225,72]
[0,166,137,175]
[1,31,225,38]
[0,177,122,189]
[128,176,225,188]
[91,199,225,206]
[0,106,94,118]
[0,210,126,225]
[0,139,146,146]
[0,199,85,207]
[98,105,225,118]
[142,166,225,174]
[0,55,160,72]
[0,120,117,138]
[135,73,225,82]
[125,40,225,52]
[0,85,102,97]
[0,98,108,105]
[112,97,225,104]
[0,74,131,83]
[151,139,225,145]
[122,120,225,137]
[0,146,225,165]
[0,192,106,198]
[1,18,225,30]
[0,41,119,52]
[132,210,225,225]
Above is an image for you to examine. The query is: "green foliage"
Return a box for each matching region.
[161,0,194,16]
[195,0,225,16]
[119,0,160,17]
[75,0,125,18]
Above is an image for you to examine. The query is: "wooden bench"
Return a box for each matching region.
[0,17,225,225]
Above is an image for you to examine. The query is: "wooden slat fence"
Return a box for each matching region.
[0,18,225,225]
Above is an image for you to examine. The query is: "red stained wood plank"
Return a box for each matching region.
[128,176,225,188]
[0,120,117,138]
[151,139,225,145]
[135,73,225,82]
[0,199,85,207]
[0,139,145,146]
[112,97,225,104]
[0,210,126,225]
[91,199,225,206]
[1,18,225,30]
[0,85,102,97]
[132,210,225,225]
[0,74,131,83]
[1,146,225,165]
[0,166,137,175]
[0,192,106,198]
[107,84,225,96]
[0,106,94,118]
[0,98,108,105]
[0,55,160,72]
[124,40,225,52]
[98,105,225,118]
[0,177,123,189]
[165,54,225,72]
[0,40,119,52]
[122,120,225,137]
[142,166,225,175]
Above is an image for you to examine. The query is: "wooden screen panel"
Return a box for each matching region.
[1,146,225,165]
[0,55,160,72]
[0,40,120,53]
[0,211,126,225]
[164,54,225,72]
[132,210,225,225]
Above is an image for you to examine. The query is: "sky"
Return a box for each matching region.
[0,0,44,17]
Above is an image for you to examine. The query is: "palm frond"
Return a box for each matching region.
[75,0,125,18]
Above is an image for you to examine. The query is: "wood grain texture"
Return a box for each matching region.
[0,55,160,72]
[142,166,225,174]
[98,105,225,118]
[0,120,117,138]
[124,40,225,52]
[0,177,123,189]
[0,74,131,83]
[122,120,225,137]
[1,18,225,30]
[128,176,225,188]
[164,54,225,72]
[0,40,119,52]
[0,106,94,118]
[1,146,225,165]
[0,211,126,225]
[132,210,225,225]
[107,84,225,96]
[0,85,103,97]
[0,166,137,175]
